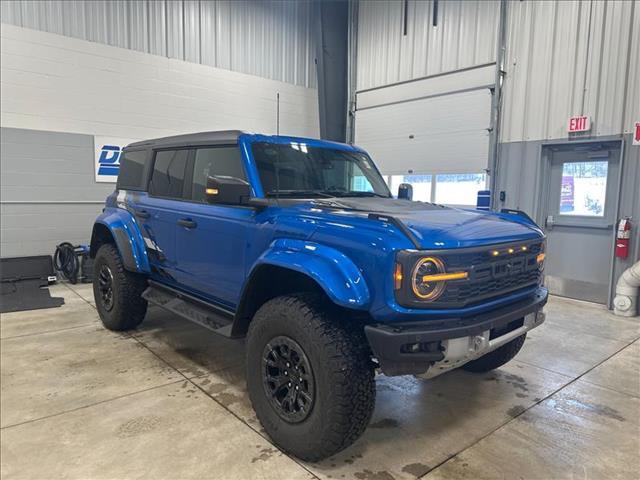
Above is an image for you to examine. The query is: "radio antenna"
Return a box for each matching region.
[276,92,280,136]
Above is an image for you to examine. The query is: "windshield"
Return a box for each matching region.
[251,142,391,198]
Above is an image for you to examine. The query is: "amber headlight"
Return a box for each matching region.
[395,251,470,308]
[411,257,446,301]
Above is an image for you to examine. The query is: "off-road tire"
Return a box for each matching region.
[246,293,376,462]
[93,244,148,331]
[462,333,527,373]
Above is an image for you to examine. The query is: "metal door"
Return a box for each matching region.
[542,141,621,304]
[174,202,252,309]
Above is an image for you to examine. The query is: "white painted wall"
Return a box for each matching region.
[0,23,319,140]
[0,23,319,258]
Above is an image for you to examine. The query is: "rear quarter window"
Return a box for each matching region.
[116,149,147,190]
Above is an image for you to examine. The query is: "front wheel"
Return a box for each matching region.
[246,294,376,462]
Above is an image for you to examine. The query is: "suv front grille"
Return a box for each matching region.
[440,266,540,306]
[438,241,543,308]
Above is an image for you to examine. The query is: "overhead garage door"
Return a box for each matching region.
[355,89,491,174]
[353,64,494,205]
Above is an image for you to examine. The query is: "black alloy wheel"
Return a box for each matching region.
[261,335,315,423]
[97,264,115,311]
[246,293,376,461]
[93,244,147,331]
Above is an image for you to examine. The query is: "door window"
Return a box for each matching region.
[191,147,246,202]
[558,161,608,217]
[148,149,189,198]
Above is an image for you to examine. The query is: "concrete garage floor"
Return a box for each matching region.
[1,283,638,480]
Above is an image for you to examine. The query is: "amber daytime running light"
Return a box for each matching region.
[421,272,468,282]
[395,245,542,301]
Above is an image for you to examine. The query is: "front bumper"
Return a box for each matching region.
[364,287,548,376]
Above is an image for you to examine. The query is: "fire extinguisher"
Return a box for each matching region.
[615,217,632,259]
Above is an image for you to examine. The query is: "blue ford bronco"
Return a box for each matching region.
[90,131,547,461]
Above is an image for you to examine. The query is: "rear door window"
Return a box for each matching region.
[148,149,189,199]
[191,146,245,202]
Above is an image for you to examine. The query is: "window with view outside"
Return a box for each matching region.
[559,161,608,217]
[387,175,432,202]
[435,173,486,206]
[251,142,390,198]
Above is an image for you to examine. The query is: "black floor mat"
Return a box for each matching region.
[0,279,65,313]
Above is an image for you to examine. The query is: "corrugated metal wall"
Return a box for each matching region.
[0,0,316,88]
[1,23,319,257]
[355,0,638,140]
[501,0,639,142]
[356,0,499,91]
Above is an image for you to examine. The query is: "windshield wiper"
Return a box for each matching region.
[336,191,391,198]
[266,189,336,198]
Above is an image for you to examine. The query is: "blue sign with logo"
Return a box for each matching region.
[97,145,121,176]
[95,137,138,183]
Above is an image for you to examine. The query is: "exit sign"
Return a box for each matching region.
[568,116,591,133]
[634,122,640,145]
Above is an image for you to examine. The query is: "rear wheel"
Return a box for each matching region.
[246,294,376,462]
[462,334,527,373]
[93,244,148,331]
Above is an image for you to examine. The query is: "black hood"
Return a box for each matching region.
[304,197,543,249]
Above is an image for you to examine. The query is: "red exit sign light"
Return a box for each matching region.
[568,116,591,133]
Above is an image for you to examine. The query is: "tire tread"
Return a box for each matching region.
[94,244,147,331]
[247,293,375,461]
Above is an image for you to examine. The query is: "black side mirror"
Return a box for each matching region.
[206,176,251,205]
[398,183,413,200]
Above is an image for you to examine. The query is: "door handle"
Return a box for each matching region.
[177,218,197,229]
[134,209,150,219]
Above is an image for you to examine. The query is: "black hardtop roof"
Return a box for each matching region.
[126,130,247,150]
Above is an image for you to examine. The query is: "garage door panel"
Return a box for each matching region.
[355,89,491,175]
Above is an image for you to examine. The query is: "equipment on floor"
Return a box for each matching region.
[0,256,64,313]
[613,260,640,317]
[54,243,94,284]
